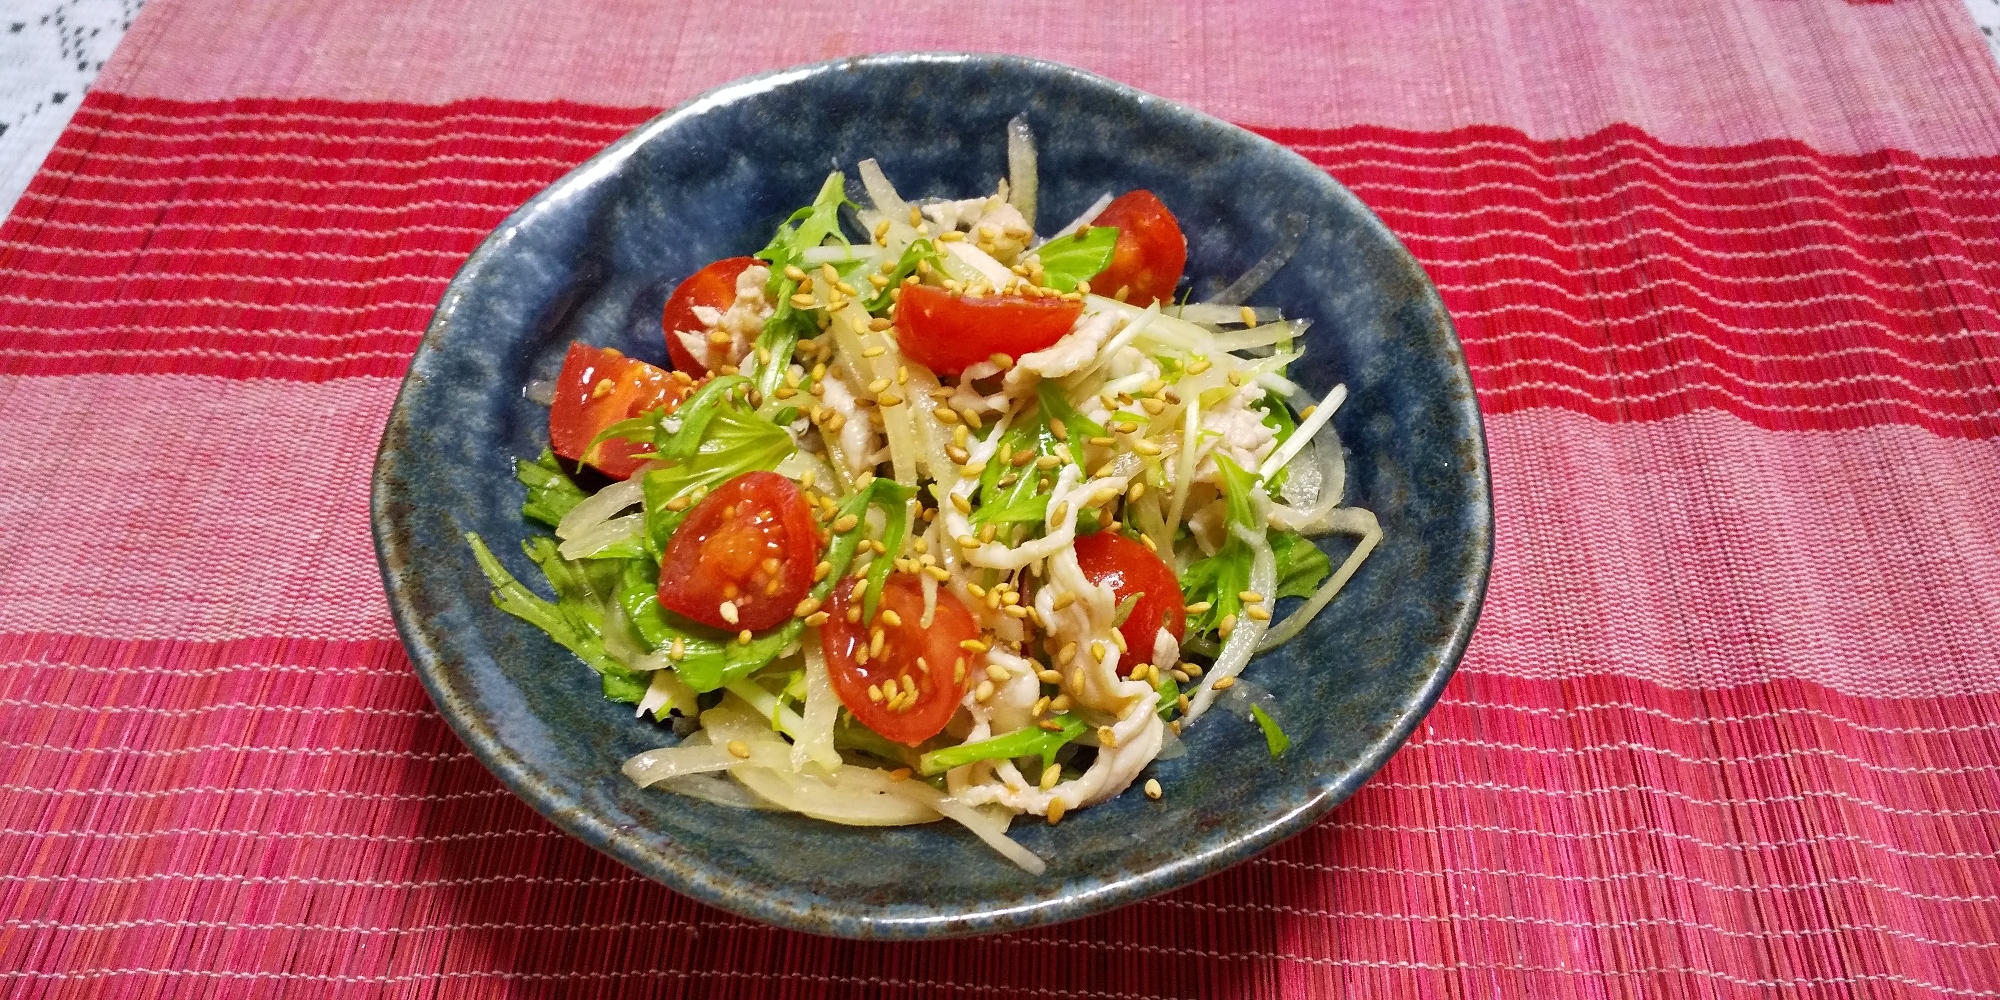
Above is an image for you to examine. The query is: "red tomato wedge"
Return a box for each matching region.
[662,256,759,374]
[820,575,980,745]
[1088,190,1187,307]
[547,342,692,480]
[1073,531,1187,671]
[892,284,1083,376]
[656,471,819,632]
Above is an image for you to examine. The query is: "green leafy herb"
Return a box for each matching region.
[641,392,795,547]
[1155,674,1180,721]
[1178,455,1265,638]
[918,714,1087,775]
[1269,531,1332,600]
[1034,225,1119,292]
[515,450,588,529]
[1249,704,1290,758]
[466,533,651,704]
[750,172,854,397]
[1036,381,1106,441]
[866,238,941,312]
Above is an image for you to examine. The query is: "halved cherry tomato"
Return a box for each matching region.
[892,284,1084,376]
[1073,531,1186,672]
[656,471,818,632]
[820,575,979,745]
[662,256,759,374]
[1088,190,1187,307]
[548,342,692,480]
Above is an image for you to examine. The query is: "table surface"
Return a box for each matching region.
[3,0,2000,219]
[2,0,1999,997]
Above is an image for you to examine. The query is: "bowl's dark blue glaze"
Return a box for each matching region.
[371,52,1491,940]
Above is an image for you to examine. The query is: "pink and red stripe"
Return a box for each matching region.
[4,14,2000,994]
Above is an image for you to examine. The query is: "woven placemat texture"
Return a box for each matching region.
[3,0,1999,996]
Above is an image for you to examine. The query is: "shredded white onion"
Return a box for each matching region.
[1259,382,1347,482]
[791,634,841,771]
[1206,213,1304,305]
[857,158,908,218]
[556,512,643,560]
[1174,303,1278,326]
[556,476,645,540]
[1212,318,1310,353]
[1006,114,1038,231]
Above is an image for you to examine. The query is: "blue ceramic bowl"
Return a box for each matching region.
[371,53,1491,940]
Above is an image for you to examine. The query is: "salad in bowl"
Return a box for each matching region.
[468,122,1380,873]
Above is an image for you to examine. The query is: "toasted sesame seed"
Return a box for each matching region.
[960,461,986,479]
[1132,439,1163,456]
[794,597,822,618]
[1144,778,1163,800]
[804,611,830,626]
[1239,591,1265,604]
[738,629,753,644]
[1050,694,1072,712]
[1037,668,1062,684]
[1171,669,1190,683]
[959,638,989,653]
[849,579,870,603]
[718,601,740,625]
[845,606,862,623]
[937,230,965,242]
[1038,719,1065,732]
[1046,799,1067,824]
[1139,534,1158,552]
[1098,726,1120,748]
[1246,606,1272,621]
[870,628,886,658]
[1218,615,1237,639]
[954,658,967,683]
[789,293,817,309]
[1184,601,1212,615]
[1039,764,1062,791]
[1140,398,1166,415]
[975,680,995,702]
[1090,641,1109,663]
[956,534,980,549]
[878,392,904,407]
[727,740,751,759]
[862,345,886,358]
[1128,481,1148,501]
[1090,487,1120,506]
[923,565,951,582]
[1051,592,1076,612]
[1213,676,1237,691]
[1184,663,1205,678]
[1186,358,1212,375]
[979,523,998,544]
[664,495,691,512]
[669,637,686,662]
[867,684,884,702]
[1058,641,1078,664]
[1032,695,1052,717]
[831,514,859,533]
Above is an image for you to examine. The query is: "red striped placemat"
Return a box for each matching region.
[4,0,1999,995]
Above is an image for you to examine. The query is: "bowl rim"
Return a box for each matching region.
[371,50,1494,939]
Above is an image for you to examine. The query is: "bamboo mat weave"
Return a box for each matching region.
[3,0,2000,996]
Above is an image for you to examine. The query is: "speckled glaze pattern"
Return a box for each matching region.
[371,53,1492,940]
